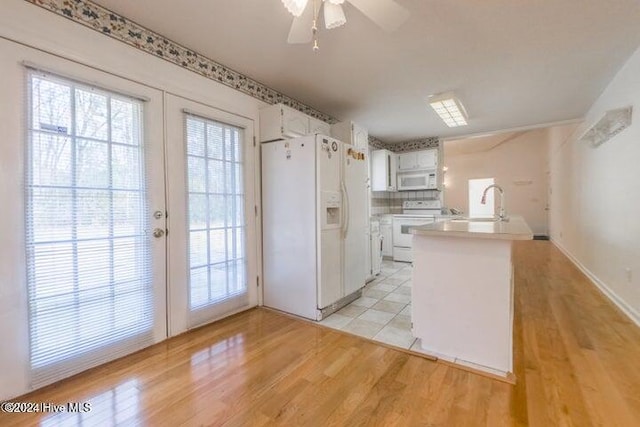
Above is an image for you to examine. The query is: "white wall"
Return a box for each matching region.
[549,45,640,326]
[443,129,550,235]
[0,0,266,400]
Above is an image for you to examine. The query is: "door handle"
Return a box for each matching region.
[153,228,165,238]
[341,181,350,239]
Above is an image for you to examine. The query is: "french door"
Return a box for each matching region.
[13,55,258,390]
[165,95,258,334]
[23,66,167,387]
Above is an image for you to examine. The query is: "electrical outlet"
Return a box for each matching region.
[625,268,632,283]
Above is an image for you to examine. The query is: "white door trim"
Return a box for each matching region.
[164,94,260,336]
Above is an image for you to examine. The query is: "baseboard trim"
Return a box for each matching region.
[551,239,640,328]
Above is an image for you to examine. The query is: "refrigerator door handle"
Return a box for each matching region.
[341,180,350,238]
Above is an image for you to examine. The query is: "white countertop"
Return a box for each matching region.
[392,214,457,218]
[410,215,533,241]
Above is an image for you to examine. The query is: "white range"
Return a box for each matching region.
[393,200,443,262]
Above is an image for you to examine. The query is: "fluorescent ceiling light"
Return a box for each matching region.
[429,92,468,127]
[579,106,632,147]
[282,0,309,17]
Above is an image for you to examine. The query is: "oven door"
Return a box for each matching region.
[393,216,435,248]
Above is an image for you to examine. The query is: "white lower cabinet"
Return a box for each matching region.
[380,215,393,257]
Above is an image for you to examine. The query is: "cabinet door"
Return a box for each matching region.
[371,149,387,191]
[309,117,331,136]
[388,152,398,191]
[417,149,438,169]
[281,107,309,138]
[352,123,369,151]
[371,149,397,192]
[381,225,393,257]
[398,152,417,171]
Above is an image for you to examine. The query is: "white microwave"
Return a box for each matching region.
[397,170,437,191]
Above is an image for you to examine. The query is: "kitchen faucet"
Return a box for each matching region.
[481,184,507,220]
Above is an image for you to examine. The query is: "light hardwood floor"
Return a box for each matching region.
[2,241,639,426]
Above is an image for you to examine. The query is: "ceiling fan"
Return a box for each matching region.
[282,0,410,50]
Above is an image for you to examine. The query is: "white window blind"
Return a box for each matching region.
[26,69,154,387]
[185,114,248,323]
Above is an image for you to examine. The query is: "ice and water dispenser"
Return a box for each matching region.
[321,191,342,229]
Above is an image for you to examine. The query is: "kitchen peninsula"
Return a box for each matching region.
[410,216,533,380]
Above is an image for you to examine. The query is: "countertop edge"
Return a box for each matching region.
[411,229,533,241]
[410,215,534,241]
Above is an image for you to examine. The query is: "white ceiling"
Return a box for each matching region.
[92,0,640,143]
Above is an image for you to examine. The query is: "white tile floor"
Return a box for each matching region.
[319,260,420,350]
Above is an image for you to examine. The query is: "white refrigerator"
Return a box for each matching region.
[262,135,368,320]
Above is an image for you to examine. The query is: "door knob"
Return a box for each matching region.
[153,228,165,238]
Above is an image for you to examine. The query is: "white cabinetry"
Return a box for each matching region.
[331,121,369,150]
[368,220,382,281]
[398,152,417,171]
[309,116,331,136]
[418,149,438,169]
[260,103,331,142]
[371,149,397,192]
[398,148,438,171]
[380,215,393,257]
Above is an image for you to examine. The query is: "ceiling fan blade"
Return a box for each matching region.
[347,0,410,33]
[287,1,314,44]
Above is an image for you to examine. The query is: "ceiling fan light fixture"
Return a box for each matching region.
[429,92,469,127]
[324,2,347,29]
[282,0,309,17]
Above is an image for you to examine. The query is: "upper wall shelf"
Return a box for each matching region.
[579,106,633,147]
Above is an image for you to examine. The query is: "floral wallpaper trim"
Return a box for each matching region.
[25,0,337,124]
[369,136,440,152]
[368,136,389,150]
[389,137,440,153]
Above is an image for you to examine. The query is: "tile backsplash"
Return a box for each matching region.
[371,192,391,215]
[371,190,442,215]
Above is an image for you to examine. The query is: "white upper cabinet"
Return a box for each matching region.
[281,107,309,138]
[371,149,397,192]
[309,116,331,136]
[331,121,369,151]
[417,149,438,169]
[398,148,438,171]
[398,152,418,171]
[260,103,331,142]
[352,123,369,151]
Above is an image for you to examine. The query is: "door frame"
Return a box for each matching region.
[164,94,260,336]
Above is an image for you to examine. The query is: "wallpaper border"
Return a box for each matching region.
[388,137,440,153]
[24,0,442,150]
[369,136,440,152]
[25,0,337,123]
